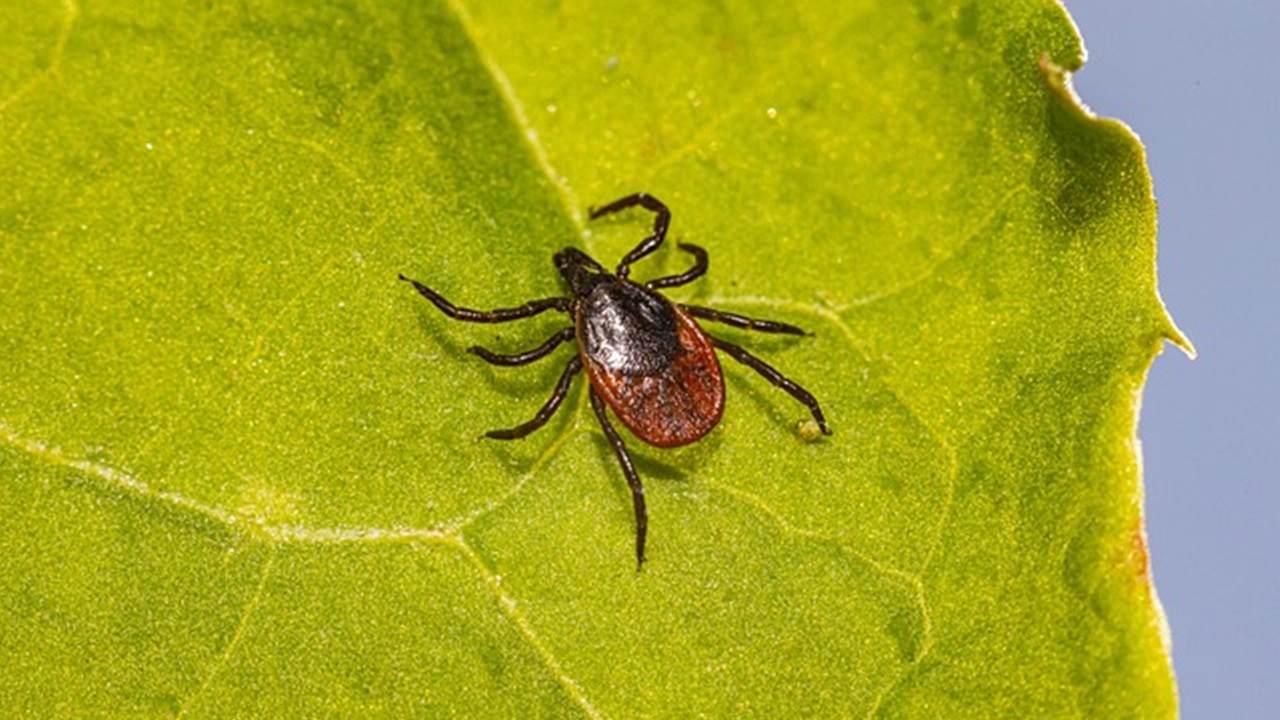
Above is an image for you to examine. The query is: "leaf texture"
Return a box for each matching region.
[0,0,1182,716]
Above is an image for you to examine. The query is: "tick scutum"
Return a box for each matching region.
[578,280,680,376]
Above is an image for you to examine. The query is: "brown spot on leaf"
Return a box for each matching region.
[1121,516,1151,584]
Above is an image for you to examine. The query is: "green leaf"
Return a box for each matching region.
[0,0,1186,716]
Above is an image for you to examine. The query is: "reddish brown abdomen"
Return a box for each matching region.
[582,309,725,448]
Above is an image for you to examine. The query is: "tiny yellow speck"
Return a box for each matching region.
[797,418,824,443]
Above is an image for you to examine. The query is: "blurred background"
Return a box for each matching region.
[1064,2,1278,717]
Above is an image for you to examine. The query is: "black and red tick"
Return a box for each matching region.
[400,193,830,566]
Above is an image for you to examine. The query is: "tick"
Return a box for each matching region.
[400,193,830,567]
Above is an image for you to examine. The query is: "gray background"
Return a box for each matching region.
[1065,1,1278,717]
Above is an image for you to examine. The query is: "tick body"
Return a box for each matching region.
[568,257,725,447]
[401,193,830,567]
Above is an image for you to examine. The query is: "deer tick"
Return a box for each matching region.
[400,193,830,567]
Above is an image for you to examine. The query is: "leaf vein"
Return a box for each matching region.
[447,384,588,534]
[0,420,244,532]
[445,536,603,719]
[703,480,918,589]
[0,0,79,117]
[442,0,584,229]
[0,419,466,546]
[704,479,938,720]
[175,546,278,718]
[836,183,1030,311]
[692,296,962,572]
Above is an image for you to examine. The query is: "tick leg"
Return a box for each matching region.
[400,274,570,322]
[683,305,808,336]
[646,243,708,290]
[709,335,831,435]
[589,388,648,569]
[484,357,582,440]
[469,327,576,366]
[588,192,671,280]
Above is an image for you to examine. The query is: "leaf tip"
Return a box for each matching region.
[1165,322,1196,360]
[1155,292,1196,359]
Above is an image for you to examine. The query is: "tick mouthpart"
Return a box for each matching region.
[555,247,611,297]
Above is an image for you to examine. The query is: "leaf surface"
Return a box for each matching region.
[0,0,1183,716]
